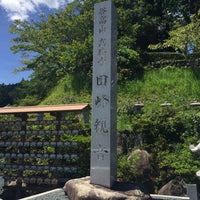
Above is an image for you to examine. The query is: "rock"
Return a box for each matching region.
[158,178,186,196]
[64,176,150,200]
[127,149,151,176]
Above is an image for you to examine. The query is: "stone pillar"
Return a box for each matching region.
[90,0,117,188]
[187,184,198,200]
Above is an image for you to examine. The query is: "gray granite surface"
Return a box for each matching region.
[19,188,69,200]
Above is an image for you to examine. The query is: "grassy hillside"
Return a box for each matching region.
[118,66,200,110]
[41,66,200,129]
[41,75,92,105]
[118,66,200,128]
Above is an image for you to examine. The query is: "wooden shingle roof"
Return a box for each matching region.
[0,104,90,114]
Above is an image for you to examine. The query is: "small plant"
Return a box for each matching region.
[117,153,140,182]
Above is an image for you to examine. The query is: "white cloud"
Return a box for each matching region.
[0,0,72,21]
[32,0,66,9]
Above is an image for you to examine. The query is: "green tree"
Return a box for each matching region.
[10,0,141,86]
[10,0,200,89]
[9,79,41,105]
[148,11,200,64]
[0,84,17,106]
[10,0,95,91]
[148,24,193,58]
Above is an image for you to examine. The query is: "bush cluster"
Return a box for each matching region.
[118,108,200,189]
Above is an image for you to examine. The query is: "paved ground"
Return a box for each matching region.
[19,188,69,200]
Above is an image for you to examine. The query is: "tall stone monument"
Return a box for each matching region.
[90,0,117,188]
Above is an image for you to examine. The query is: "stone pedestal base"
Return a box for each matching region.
[64,176,150,200]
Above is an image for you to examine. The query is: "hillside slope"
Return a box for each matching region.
[42,66,200,115]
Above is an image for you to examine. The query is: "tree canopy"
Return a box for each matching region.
[9,0,200,94]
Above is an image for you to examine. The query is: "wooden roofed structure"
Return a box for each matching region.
[0,103,91,186]
[0,104,90,114]
[0,103,90,123]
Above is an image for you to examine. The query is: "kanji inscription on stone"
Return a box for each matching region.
[90,0,117,188]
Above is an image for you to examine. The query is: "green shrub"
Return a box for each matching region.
[117,153,140,182]
[117,108,200,186]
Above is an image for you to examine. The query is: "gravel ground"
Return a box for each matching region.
[19,188,69,200]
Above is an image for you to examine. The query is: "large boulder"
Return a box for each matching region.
[64,176,150,200]
[127,149,151,176]
[158,179,186,196]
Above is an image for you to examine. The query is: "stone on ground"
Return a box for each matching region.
[64,176,150,200]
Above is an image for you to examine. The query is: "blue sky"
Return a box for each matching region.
[0,0,72,85]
